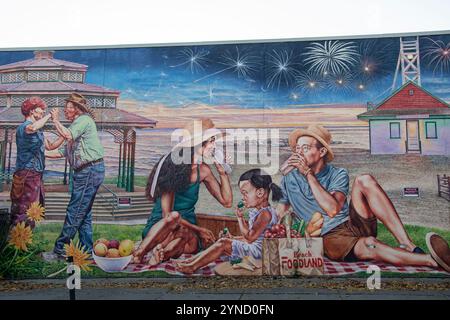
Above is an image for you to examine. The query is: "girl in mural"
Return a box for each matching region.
[175,169,281,274]
[10,97,65,226]
[132,118,233,265]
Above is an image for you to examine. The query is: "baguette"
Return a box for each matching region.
[309,228,322,237]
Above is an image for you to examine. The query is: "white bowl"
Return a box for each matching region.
[93,253,132,272]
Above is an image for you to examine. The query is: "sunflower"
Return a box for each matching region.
[26,201,45,223]
[8,222,33,251]
[64,240,92,272]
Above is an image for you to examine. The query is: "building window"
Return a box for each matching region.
[28,71,59,82]
[62,72,83,82]
[390,122,401,139]
[1,72,25,83]
[425,122,438,139]
[409,89,414,96]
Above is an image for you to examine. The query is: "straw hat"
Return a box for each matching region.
[65,93,95,120]
[173,118,224,149]
[288,124,334,162]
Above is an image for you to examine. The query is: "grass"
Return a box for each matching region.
[2,222,447,280]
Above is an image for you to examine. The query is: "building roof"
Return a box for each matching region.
[0,81,120,95]
[358,81,450,120]
[0,107,157,129]
[357,107,450,119]
[0,51,87,72]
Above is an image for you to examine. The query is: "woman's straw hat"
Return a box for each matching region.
[173,118,224,149]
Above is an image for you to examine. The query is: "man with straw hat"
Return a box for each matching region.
[277,124,450,272]
[43,93,105,261]
[133,118,233,266]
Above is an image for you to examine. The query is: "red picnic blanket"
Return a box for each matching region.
[96,254,449,277]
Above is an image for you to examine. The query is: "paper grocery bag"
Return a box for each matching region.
[262,237,324,276]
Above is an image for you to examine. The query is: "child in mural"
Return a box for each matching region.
[277,124,450,272]
[175,169,281,274]
[42,93,105,261]
[132,118,233,265]
[10,97,65,226]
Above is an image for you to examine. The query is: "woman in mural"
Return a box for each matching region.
[175,169,281,274]
[10,97,65,226]
[132,118,233,265]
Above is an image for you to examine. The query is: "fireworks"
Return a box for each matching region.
[325,71,354,94]
[356,40,394,83]
[170,48,210,74]
[422,37,450,75]
[194,46,260,83]
[294,70,325,94]
[265,50,301,91]
[302,40,360,75]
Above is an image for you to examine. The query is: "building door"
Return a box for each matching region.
[406,120,421,153]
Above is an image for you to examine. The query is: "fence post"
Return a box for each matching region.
[437,175,441,196]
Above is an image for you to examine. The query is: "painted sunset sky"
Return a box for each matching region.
[1,33,449,128]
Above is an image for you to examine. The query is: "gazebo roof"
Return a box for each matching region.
[0,81,120,95]
[0,106,157,129]
[0,51,87,72]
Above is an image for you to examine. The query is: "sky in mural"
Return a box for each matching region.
[1,34,449,108]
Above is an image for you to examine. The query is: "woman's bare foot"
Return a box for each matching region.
[132,249,145,264]
[147,244,165,266]
[175,262,196,274]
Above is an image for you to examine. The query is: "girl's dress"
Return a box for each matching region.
[231,206,278,259]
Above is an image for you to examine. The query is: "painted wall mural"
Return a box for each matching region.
[0,32,449,280]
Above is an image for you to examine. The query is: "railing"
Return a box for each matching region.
[98,184,119,216]
[437,174,450,201]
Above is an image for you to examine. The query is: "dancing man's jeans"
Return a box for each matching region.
[54,162,105,255]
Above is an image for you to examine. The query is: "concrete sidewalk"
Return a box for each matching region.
[1,277,449,300]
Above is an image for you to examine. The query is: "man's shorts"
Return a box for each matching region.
[323,202,377,261]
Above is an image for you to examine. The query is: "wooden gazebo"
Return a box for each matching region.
[0,50,157,192]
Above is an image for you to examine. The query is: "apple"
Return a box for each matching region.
[108,239,120,249]
[94,243,108,257]
[106,248,120,258]
[119,239,135,257]
[94,238,109,248]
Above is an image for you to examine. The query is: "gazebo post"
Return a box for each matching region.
[0,129,8,192]
[6,139,12,184]
[68,166,73,193]
[117,142,122,188]
[63,158,68,185]
[126,142,132,192]
[0,141,4,192]
[129,133,136,192]
[121,129,128,189]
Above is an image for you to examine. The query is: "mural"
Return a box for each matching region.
[0,32,449,280]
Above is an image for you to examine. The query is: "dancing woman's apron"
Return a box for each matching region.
[142,164,201,239]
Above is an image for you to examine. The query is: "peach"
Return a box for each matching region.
[94,243,108,257]
[94,238,109,248]
[106,248,120,258]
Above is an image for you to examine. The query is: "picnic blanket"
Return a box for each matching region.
[96,254,449,276]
